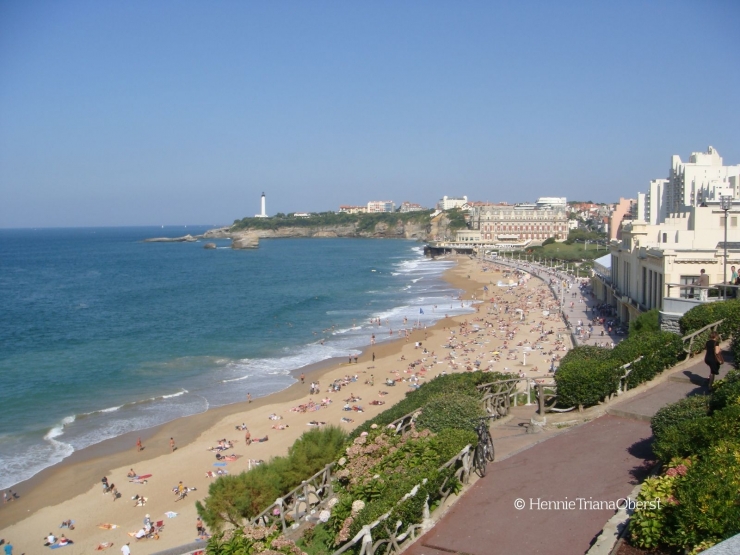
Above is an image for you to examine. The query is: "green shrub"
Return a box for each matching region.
[349,372,516,439]
[554,359,619,408]
[709,369,740,412]
[670,441,740,548]
[651,396,709,442]
[206,525,305,555]
[653,405,740,462]
[679,299,740,354]
[629,309,660,336]
[416,393,485,433]
[196,426,347,530]
[554,332,683,409]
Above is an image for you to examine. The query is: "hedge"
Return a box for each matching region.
[349,371,516,439]
[709,369,740,412]
[196,426,348,530]
[652,404,740,462]
[554,332,684,409]
[650,395,709,443]
[416,393,485,433]
[679,298,740,356]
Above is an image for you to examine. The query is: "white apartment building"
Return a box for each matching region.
[636,147,740,224]
[367,201,396,213]
[456,202,568,246]
[536,197,567,209]
[437,196,468,211]
[593,147,740,328]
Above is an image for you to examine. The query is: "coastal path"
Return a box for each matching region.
[403,354,722,555]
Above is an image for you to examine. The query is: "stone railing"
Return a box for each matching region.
[250,463,336,532]
[682,319,725,356]
[331,445,473,555]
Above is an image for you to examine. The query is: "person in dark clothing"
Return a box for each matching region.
[704,331,722,387]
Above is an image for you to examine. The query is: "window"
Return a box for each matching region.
[662,232,667,243]
[680,275,700,299]
[732,217,737,227]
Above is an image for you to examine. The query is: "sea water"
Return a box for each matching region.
[0,227,471,489]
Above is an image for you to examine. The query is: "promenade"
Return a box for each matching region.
[404,353,727,555]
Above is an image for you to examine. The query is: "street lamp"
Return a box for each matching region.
[721,195,733,300]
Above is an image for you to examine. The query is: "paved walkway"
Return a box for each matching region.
[405,354,725,555]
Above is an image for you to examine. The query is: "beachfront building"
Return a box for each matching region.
[455,202,569,248]
[437,196,468,211]
[399,201,426,212]
[367,200,396,213]
[591,146,740,329]
[338,205,368,214]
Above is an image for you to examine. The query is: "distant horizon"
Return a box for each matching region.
[2,2,738,228]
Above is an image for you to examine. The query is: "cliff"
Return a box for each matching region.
[202,214,455,249]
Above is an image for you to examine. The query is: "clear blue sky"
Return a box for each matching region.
[1,1,738,227]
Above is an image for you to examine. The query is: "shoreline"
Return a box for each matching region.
[0,261,470,532]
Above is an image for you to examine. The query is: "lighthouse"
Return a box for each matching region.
[255,192,267,218]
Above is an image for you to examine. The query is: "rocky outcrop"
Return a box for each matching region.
[143,234,198,243]
[203,242,217,249]
[232,234,259,249]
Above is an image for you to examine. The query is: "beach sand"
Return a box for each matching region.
[0,255,574,554]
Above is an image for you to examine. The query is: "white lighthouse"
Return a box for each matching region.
[255,192,267,218]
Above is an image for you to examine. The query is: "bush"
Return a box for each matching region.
[651,396,709,442]
[629,309,660,336]
[653,405,740,462]
[206,525,306,555]
[553,359,619,408]
[197,426,347,530]
[416,393,485,433]
[679,299,740,354]
[709,369,740,412]
[349,372,516,439]
[670,442,740,548]
[554,332,684,409]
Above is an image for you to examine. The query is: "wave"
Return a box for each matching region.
[221,375,250,383]
[162,389,188,399]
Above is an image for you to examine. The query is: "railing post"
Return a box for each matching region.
[525,378,531,406]
[537,383,545,415]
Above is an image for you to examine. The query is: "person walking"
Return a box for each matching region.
[136,437,143,452]
[170,437,176,452]
[121,542,131,555]
[705,331,723,387]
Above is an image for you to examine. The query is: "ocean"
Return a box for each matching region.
[0,227,470,490]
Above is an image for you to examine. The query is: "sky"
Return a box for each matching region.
[1,1,739,228]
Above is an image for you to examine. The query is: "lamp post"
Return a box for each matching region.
[721,195,733,300]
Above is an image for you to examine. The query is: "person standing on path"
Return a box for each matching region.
[705,331,723,387]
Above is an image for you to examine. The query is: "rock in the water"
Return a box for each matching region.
[232,235,259,249]
[143,234,198,243]
[203,242,217,249]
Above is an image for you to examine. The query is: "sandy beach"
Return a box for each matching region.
[0,255,573,554]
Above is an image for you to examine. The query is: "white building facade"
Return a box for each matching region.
[437,196,468,211]
[593,147,740,328]
[367,201,396,213]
